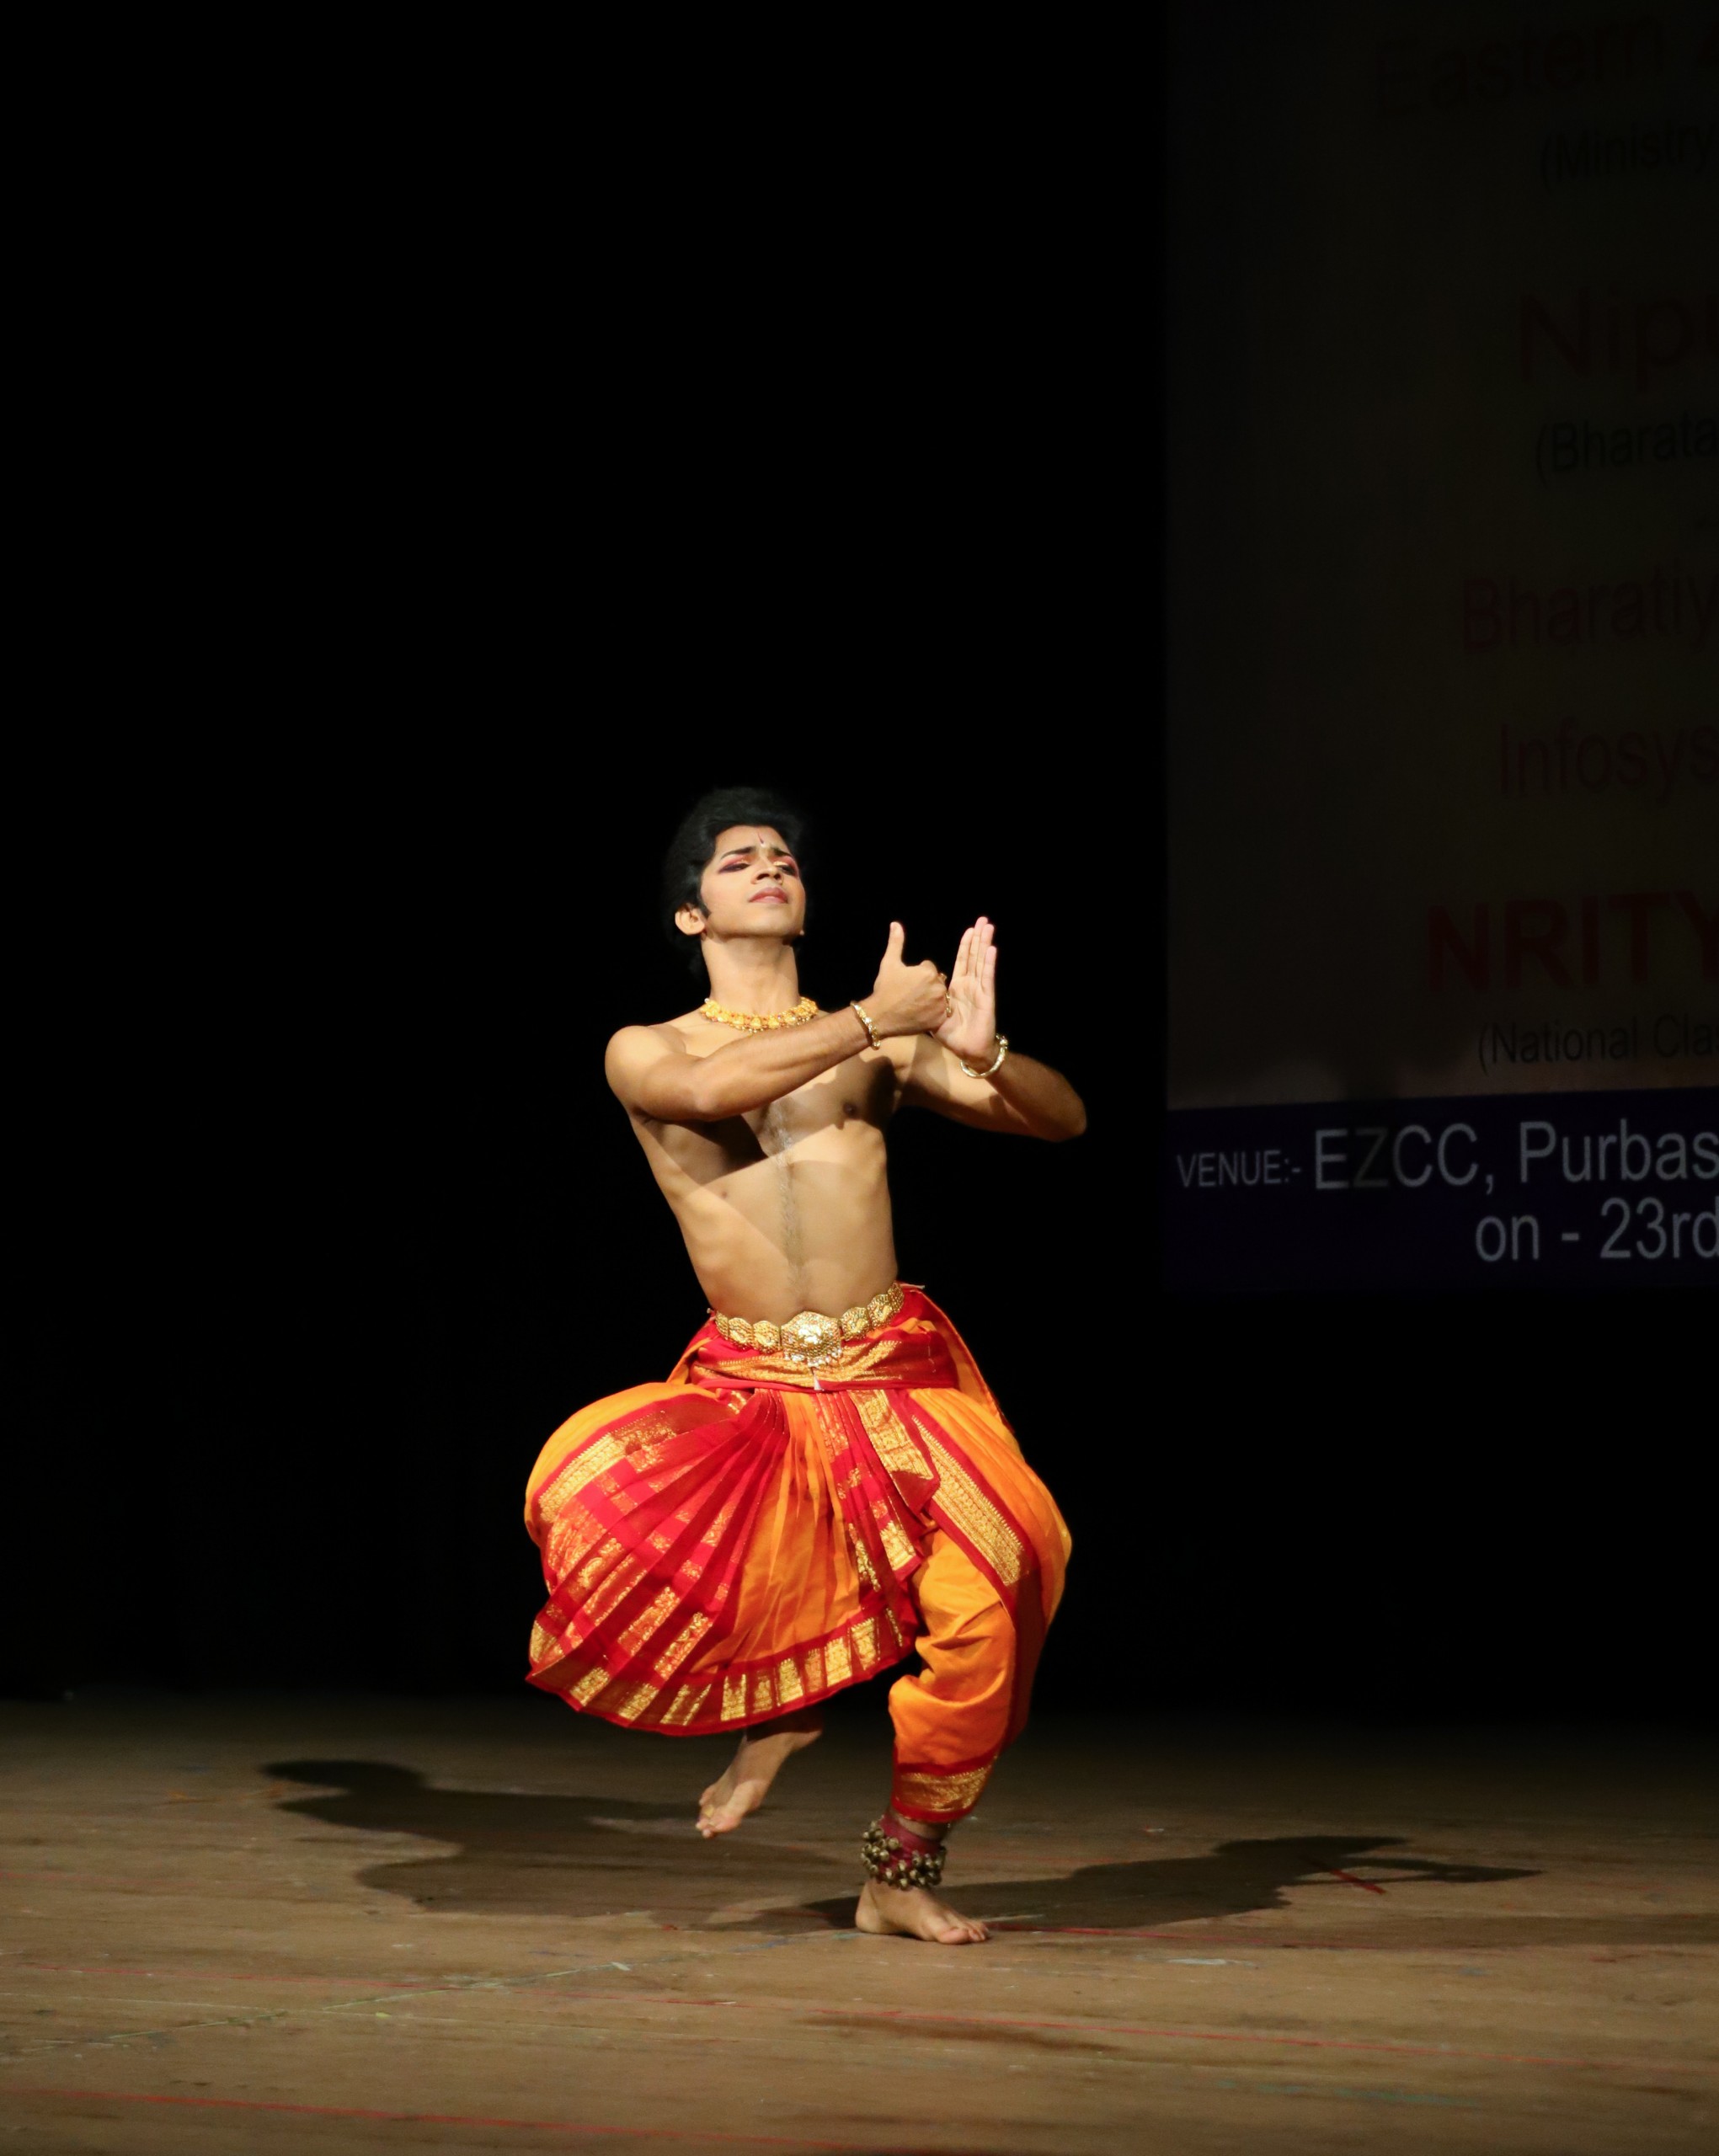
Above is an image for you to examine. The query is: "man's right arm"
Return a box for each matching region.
[607,1008,873,1123]
[608,924,952,1124]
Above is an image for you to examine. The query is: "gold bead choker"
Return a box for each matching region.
[701,996,820,1034]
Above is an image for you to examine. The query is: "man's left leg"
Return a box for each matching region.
[858,1528,1017,1945]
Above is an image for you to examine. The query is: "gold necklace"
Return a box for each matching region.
[701,995,820,1034]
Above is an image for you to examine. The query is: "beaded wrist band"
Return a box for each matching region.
[861,1812,947,1891]
[958,1033,1009,1080]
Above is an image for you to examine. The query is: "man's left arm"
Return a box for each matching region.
[895,917,1086,1142]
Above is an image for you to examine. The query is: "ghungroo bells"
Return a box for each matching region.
[861,1814,947,1891]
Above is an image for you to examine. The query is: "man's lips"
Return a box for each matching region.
[750,889,791,904]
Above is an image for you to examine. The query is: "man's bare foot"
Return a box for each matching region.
[855,1877,989,1945]
[697,1710,823,1838]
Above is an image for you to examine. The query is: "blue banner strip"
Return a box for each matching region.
[1165,1086,1719,1290]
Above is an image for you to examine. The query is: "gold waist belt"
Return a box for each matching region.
[711,1280,905,1369]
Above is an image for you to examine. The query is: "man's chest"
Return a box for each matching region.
[656,1058,894,1175]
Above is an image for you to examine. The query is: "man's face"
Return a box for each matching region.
[685,825,806,947]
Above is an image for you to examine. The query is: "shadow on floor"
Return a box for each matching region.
[267,1762,1564,1941]
[788,1836,1537,1936]
[268,1758,846,1920]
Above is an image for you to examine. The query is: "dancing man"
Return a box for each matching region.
[524,787,1082,1944]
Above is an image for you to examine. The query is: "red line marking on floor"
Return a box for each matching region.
[990,1925,1396,1947]
[807,2004,1717,2075]
[13,1967,756,2004]
[18,1963,440,1988]
[0,2088,985,2151]
[1,1869,173,1890]
[1322,1867,1388,1896]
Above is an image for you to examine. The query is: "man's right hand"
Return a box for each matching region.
[866,923,951,1038]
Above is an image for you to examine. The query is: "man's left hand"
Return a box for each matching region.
[933,917,1000,1067]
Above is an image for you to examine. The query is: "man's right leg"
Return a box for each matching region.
[697,1706,824,1838]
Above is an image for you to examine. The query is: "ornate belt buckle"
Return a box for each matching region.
[780,1309,841,1368]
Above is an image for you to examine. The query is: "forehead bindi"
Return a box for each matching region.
[710,826,793,864]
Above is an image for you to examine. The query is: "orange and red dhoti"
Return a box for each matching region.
[524,1290,1069,1826]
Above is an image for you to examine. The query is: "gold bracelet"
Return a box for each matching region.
[959,1033,1009,1080]
[850,1001,880,1049]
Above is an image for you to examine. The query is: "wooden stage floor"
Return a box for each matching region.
[1,1693,1713,2153]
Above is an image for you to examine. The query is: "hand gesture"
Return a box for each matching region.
[933,917,998,1066]
[865,922,953,1038]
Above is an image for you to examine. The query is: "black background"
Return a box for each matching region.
[8,28,1711,1728]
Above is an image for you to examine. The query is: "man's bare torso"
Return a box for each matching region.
[623,1014,905,1324]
